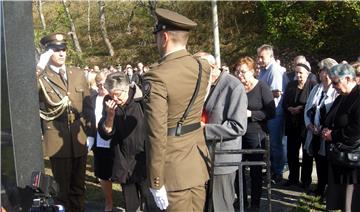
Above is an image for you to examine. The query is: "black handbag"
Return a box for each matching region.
[328,142,360,168]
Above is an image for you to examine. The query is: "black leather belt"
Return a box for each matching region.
[167,122,201,136]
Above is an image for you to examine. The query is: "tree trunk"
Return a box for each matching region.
[98,0,114,57]
[36,0,46,30]
[126,5,138,34]
[87,0,93,47]
[147,0,157,17]
[61,0,82,53]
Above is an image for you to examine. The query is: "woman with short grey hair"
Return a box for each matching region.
[98,72,159,211]
[322,63,360,212]
[303,58,338,199]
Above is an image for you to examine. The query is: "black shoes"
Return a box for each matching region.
[271,174,284,185]
[282,180,299,187]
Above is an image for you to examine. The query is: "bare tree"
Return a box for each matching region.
[61,0,82,53]
[98,0,114,57]
[147,0,157,17]
[87,0,93,47]
[36,0,46,30]
[126,5,136,33]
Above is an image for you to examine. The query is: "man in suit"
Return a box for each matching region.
[257,44,289,184]
[36,33,91,212]
[143,8,211,211]
[197,52,248,212]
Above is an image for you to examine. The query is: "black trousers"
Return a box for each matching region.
[287,127,312,185]
[235,131,265,207]
[50,154,87,212]
[121,179,159,212]
[312,135,328,194]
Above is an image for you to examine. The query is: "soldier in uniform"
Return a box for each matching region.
[143,8,212,211]
[36,33,91,212]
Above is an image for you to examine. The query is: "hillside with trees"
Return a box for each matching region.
[32,0,360,70]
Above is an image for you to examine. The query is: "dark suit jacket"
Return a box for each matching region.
[38,66,91,158]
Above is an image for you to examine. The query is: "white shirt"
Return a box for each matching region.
[49,65,67,80]
[95,95,111,148]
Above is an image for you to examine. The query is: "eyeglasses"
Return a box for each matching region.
[111,87,129,98]
[96,83,104,87]
[235,69,248,75]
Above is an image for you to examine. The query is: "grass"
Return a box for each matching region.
[44,152,125,209]
[296,193,326,211]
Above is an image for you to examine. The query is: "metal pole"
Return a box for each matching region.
[211,0,221,67]
[266,135,272,212]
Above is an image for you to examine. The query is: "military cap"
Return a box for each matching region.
[40,33,67,50]
[153,8,197,34]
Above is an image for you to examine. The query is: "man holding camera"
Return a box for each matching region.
[36,33,91,212]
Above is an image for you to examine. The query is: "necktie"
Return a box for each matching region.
[59,69,67,87]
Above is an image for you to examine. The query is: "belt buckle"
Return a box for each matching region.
[175,122,183,136]
[68,111,75,124]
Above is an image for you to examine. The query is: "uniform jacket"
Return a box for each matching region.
[143,49,211,191]
[98,87,147,184]
[38,66,91,158]
[203,71,248,175]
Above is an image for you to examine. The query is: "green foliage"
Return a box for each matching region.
[32,1,360,69]
[296,193,326,211]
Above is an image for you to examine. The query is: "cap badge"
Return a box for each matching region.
[55,34,64,41]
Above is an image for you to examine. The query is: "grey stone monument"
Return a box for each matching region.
[1,1,44,210]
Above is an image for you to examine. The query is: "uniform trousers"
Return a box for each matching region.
[121,179,159,212]
[50,154,87,212]
[167,184,206,212]
[212,172,236,212]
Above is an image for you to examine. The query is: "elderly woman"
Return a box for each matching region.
[282,63,317,188]
[303,58,338,198]
[234,56,275,209]
[97,72,158,212]
[322,63,360,212]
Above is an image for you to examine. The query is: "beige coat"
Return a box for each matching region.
[38,66,91,158]
[143,49,211,191]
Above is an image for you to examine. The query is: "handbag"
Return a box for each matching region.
[328,141,360,168]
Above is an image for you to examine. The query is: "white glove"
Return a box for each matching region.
[149,185,169,210]
[86,137,94,151]
[37,49,54,71]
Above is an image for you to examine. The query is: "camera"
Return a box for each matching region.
[29,172,64,212]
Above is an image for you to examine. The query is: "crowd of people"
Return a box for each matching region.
[34,7,360,212]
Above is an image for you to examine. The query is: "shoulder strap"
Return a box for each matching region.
[41,75,64,99]
[175,58,202,135]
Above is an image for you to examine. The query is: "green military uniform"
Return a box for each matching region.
[143,8,212,211]
[37,33,91,212]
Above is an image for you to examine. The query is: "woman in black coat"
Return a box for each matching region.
[282,63,317,188]
[98,72,158,212]
[322,63,360,212]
